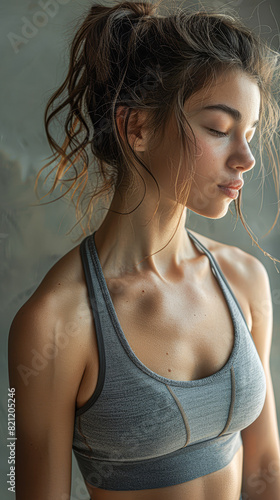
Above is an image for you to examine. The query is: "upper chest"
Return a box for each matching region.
[102,252,252,381]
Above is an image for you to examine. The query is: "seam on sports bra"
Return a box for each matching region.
[74,432,241,468]
[165,385,191,447]
[218,366,236,437]
[72,444,93,459]
[186,229,252,336]
[78,415,94,455]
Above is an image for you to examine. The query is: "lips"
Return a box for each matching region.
[217,180,244,190]
[217,180,243,201]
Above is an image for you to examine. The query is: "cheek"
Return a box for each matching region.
[196,137,214,160]
[194,137,223,174]
[189,139,224,204]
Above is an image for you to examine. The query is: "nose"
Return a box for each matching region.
[227,141,256,173]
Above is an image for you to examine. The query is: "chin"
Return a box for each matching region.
[189,204,230,219]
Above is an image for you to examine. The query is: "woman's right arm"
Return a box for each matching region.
[8,295,87,500]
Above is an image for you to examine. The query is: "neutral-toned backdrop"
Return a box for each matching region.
[1,0,280,498]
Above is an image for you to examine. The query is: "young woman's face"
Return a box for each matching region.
[146,68,260,219]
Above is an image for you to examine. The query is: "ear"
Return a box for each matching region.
[115,105,149,152]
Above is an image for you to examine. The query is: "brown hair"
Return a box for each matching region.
[34,0,280,267]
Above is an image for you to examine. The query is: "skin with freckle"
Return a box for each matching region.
[137,69,259,222]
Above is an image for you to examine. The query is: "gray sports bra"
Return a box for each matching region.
[72,229,266,490]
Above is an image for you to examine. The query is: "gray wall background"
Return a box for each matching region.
[1,0,280,498]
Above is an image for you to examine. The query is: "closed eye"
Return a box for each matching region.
[208,128,252,149]
[208,128,228,137]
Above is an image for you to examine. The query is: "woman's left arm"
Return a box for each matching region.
[241,255,280,500]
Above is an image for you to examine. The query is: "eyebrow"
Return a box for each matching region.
[201,104,259,128]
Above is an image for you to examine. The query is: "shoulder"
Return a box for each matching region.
[8,240,91,386]
[189,228,269,285]
[188,229,271,330]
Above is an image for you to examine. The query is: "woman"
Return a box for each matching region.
[8,1,280,499]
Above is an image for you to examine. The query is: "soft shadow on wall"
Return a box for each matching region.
[1,0,280,499]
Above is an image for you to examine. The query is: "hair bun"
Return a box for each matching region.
[110,1,156,20]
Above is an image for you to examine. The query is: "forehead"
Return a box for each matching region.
[185,69,261,120]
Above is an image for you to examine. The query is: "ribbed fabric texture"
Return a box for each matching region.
[72,229,266,491]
